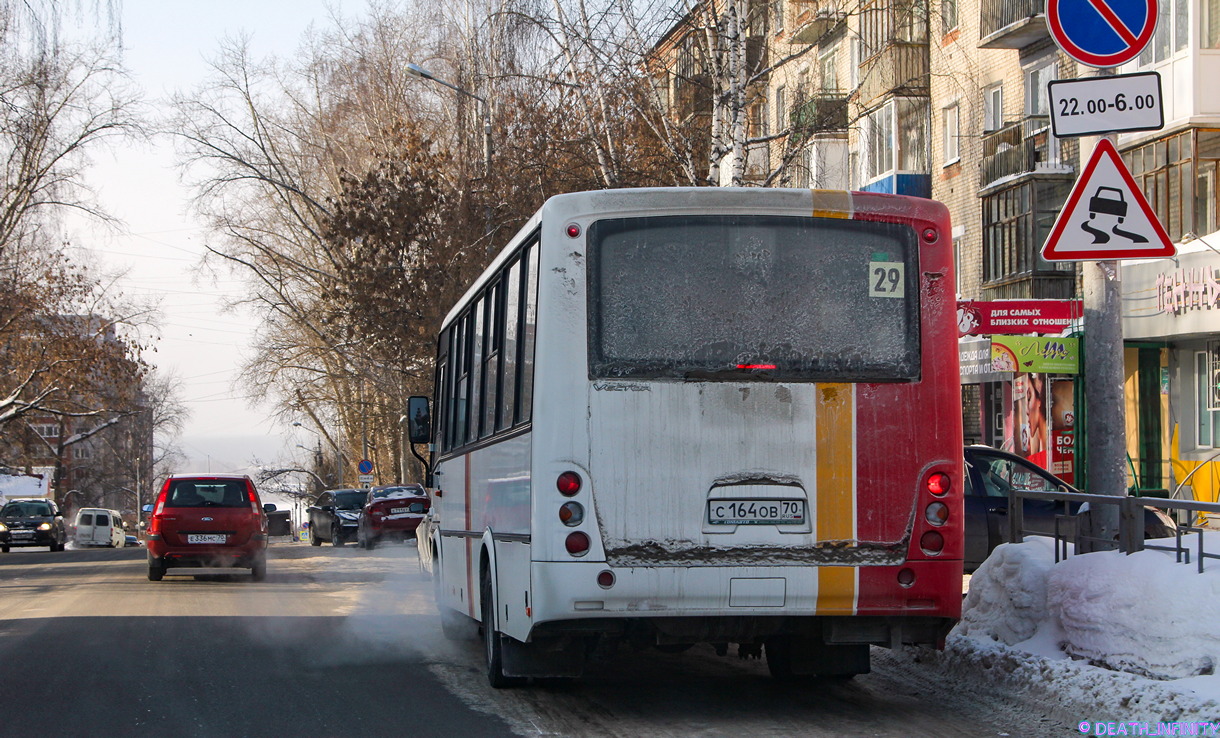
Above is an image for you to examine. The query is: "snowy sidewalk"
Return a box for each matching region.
[937,536,1220,728]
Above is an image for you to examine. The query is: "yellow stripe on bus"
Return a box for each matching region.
[815,382,857,614]
[810,189,854,220]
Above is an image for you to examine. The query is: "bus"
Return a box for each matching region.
[408,187,964,687]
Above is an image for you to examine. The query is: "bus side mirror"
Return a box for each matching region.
[407,396,431,445]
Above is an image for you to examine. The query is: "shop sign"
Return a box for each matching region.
[957,300,1081,337]
[1155,266,1220,315]
[991,336,1080,374]
[959,337,1011,384]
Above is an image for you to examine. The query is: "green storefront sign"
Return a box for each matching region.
[991,336,1080,374]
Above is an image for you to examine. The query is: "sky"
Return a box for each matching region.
[70,0,365,475]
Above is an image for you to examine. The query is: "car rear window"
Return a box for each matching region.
[166,480,251,508]
[79,513,94,526]
[96,513,110,526]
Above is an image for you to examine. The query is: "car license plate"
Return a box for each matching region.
[390,507,409,514]
[12,530,33,538]
[187,534,226,544]
[708,500,805,525]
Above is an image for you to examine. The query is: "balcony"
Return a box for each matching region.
[790,92,849,140]
[979,0,1048,49]
[787,0,847,44]
[858,41,928,107]
[979,116,1072,190]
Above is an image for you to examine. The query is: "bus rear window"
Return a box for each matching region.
[588,214,920,382]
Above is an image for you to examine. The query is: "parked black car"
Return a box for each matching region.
[963,445,1176,571]
[306,489,368,547]
[0,498,67,553]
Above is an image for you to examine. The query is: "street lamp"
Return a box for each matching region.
[293,421,342,487]
[406,62,492,180]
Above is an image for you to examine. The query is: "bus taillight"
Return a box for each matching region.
[565,532,590,556]
[926,472,951,496]
[557,471,582,496]
[924,502,949,526]
[919,531,945,555]
[559,502,584,526]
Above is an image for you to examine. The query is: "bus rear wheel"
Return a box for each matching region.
[481,568,525,688]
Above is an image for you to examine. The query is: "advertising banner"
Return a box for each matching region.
[1050,379,1076,483]
[957,300,1081,337]
[991,336,1080,374]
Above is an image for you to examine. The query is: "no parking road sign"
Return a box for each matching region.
[1048,0,1158,68]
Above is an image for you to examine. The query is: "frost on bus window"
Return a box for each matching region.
[587,215,920,381]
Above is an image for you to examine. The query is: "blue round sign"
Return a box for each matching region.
[357,459,374,474]
[1047,0,1157,68]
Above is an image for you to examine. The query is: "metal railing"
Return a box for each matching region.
[979,115,1069,187]
[1008,488,1220,573]
[979,0,1044,38]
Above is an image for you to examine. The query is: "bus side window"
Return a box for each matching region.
[481,281,501,438]
[499,258,521,431]
[519,241,539,423]
[454,311,471,447]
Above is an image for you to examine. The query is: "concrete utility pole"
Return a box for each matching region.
[1081,70,1124,551]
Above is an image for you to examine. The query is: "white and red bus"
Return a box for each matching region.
[409,187,963,687]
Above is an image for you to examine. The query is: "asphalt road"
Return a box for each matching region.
[0,541,1064,737]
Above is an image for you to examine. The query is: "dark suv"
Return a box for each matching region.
[0,498,67,552]
[145,475,273,581]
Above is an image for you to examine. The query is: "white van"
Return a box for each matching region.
[74,508,125,548]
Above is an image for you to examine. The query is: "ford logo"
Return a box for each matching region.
[201,517,213,522]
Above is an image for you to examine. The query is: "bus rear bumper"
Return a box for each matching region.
[527,560,960,647]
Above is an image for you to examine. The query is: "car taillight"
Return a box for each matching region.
[565,532,590,556]
[557,471,581,496]
[927,472,951,496]
[152,489,167,517]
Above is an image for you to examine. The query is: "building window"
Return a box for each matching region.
[982,180,1073,283]
[983,84,1003,132]
[864,98,928,182]
[1124,129,1220,242]
[942,0,958,34]
[819,44,839,91]
[898,98,928,171]
[1206,0,1220,48]
[1140,0,1189,65]
[864,104,895,181]
[1196,346,1220,447]
[943,102,960,164]
[772,0,784,33]
[1025,60,1056,117]
[32,423,59,439]
[775,86,786,132]
[73,446,91,460]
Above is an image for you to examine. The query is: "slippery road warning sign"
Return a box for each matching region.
[1041,139,1175,261]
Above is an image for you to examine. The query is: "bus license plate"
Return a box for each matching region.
[187,534,226,544]
[708,500,805,525]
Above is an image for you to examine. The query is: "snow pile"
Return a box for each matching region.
[957,536,1060,645]
[951,534,1220,719]
[1049,545,1220,679]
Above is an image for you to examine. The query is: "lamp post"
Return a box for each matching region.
[406,62,491,178]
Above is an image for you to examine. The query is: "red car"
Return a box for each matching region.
[356,484,430,550]
[145,474,272,581]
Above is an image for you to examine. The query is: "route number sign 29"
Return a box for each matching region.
[1048,73,1163,138]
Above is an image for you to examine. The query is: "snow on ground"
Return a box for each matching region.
[941,534,1220,725]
